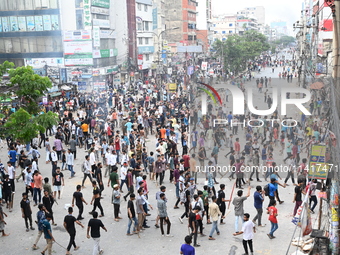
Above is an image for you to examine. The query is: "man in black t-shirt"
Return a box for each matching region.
[87,211,107,255]
[217,184,229,224]
[52,167,64,199]
[72,185,88,220]
[127,193,138,235]
[189,206,201,247]
[64,207,84,255]
[90,181,104,217]
[20,192,34,231]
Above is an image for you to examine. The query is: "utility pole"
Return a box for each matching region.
[331,0,340,111]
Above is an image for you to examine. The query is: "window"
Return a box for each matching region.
[137,3,141,10]
[145,54,150,61]
[76,9,84,30]
[229,30,233,34]
[75,0,83,8]
[222,31,226,34]
[138,37,143,45]
[229,23,233,27]
[144,4,148,12]
[144,21,149,31]
[137,22,143,31]
[145,37,149,44]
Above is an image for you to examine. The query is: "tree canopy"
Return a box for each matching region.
[212,30,270,75]
[0,62,59,143]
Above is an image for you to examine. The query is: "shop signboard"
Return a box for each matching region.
[308,145,328,180]
[64,55,93,66]
[63,30,92,41]
[64,41,93,55]
[92,0,110,9]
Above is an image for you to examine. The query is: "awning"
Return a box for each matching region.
[61,85,72,91]
[310,82,324,90]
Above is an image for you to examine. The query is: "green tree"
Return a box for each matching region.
[212,30,270,75]
[0,62,59,143]
[4,108,45,144]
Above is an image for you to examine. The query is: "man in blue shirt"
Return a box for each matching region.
[8,147,17,167]
[180,235,195,255]
[41,213,55,255]
[253,186,265,226]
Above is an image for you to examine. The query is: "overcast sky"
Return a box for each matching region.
[212,0,305,31]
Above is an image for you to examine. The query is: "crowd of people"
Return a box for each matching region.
[0,52,329,255]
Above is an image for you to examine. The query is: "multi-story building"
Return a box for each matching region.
[0,0,120,90]
[164,0,198,45]
[0,0,63,67]
[136,0,154,76]
[212,15,238,42]
[237,6,265,26]
[196,0,212,52]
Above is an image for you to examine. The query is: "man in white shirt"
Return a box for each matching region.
[233,213,256,255]
[120,162,128,192]
[66,149,75,178]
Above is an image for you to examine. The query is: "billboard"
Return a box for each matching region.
[63,30,92,41]
[64,41,93,55]
[308,145,328,180]
[64,55,93,66]
[92,0,110,8]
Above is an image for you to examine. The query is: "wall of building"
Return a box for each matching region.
[136,0,154,71]
[0,0,63,66]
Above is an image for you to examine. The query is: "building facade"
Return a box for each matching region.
[136,0,154,76]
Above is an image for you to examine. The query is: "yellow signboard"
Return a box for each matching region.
[308,145,328,180]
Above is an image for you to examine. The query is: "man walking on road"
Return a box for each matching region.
[252,186,265,227]
[41,213,55,255]
[189,206,201,247]
[233,213,256,255]
[87,211,107,255]
[63,207,83,255]
[208,196,224,240]
[157,193,172,236]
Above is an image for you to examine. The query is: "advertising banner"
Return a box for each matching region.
[64,41,93,55]
[26,16,35,31]
[17,17,26,31]
[92,0,110,9]
[64,55,93,66]
[24,58,64,68]
[308,145,328,179]
[63,30,92,41]
[9,16,18,31]
[91,6,109,15]
[43,15,51,30]
[93,26,100,47]
[93,19,110,28]
[51,15,59,30]
[34,16,43,31]
[83,0,92,28]
[2,17,9,32]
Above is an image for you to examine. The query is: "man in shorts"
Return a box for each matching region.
[52,167,64,199]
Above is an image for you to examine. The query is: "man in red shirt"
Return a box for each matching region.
[267,200,278,239]
[182,153,190,171]
[115,135,121,163]
[234,138,241,159]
